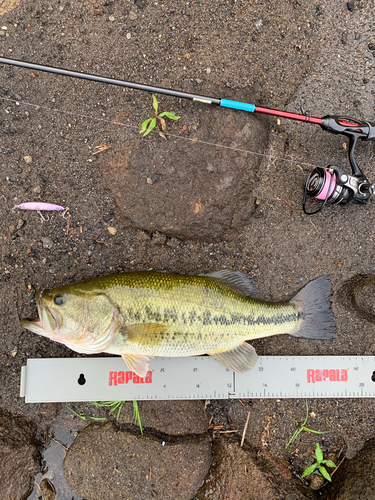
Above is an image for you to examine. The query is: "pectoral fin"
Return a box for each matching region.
[120,323,168,344]
[210,342,258,373]
[121,354,152,377]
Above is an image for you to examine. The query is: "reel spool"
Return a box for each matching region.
[303,165,374,215]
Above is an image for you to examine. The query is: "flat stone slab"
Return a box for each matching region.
[0,409,40,500]
[63,422,211,500]
[99,98,268,242]
[338,274,375,323]
[196,435,316,500]
[118,400,209,436]
[329,437,375,500]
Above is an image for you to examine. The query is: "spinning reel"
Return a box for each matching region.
[303,116,375,214]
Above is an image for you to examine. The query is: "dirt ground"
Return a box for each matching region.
[0,0,375,498]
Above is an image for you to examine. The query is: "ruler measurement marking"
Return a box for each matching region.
[20,356,375,403]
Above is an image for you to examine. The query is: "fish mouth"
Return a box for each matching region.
[21,291,62,337]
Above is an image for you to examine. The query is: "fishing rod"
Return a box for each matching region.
[1,57,375,214]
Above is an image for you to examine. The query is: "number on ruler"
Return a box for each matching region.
[193,368,198,372]
[291,367,296,371]
[259,367,264,372]
[359,383,364,387]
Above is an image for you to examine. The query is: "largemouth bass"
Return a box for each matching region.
[22,270,336,376]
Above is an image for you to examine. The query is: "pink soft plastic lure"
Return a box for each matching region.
[17,202,65,211]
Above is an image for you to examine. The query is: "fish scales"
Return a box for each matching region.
[21,271,336,376]
[95,272,299,357]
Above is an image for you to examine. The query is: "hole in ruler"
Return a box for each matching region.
[371,372,375,382]
[77,373,86,385]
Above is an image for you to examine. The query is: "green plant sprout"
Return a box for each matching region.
[91,400,125,422]
[140,94,180,138]
[302,443,337,482]
[65,404,107,422]
[132,400,143,435]
[66,400,143,434]
[286,400,330,451]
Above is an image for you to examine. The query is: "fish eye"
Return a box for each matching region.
[54,294,66,306]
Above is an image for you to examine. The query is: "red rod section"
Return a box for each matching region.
[255,106,323,125]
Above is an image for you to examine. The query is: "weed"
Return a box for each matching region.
[91,400,125,422]
[286,400,331,451]
[302,443,337,482]
[140,94,180,138]
[133,400,143,435]
[66,400,143,434]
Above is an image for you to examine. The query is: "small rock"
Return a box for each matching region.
[40,478,56,500]
[168,237,180,247]
[17,219,24,230]
[255,19,263,31]
[10,349,17,357]
[126,32,131,39]
[369,43,375,51]
[195,78,202,84]
[32,185,41,194]
[309,473,325,490]
[347,1,354,11]
[151,232,167,245]
[341,32,348,45]
[41,237,53,249]
[134,231,151,242]
[108,15,115,21]
[23,155,32,164]
[107,226,117,236]
[129,10,137,20]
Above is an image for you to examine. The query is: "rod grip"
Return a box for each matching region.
[220,99,256,112]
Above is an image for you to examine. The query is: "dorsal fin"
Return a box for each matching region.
[204,270,259,297]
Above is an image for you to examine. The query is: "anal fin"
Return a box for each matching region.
[210,342,258,373]
[121,354,152,378]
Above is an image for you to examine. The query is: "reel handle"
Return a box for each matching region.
[321,115,375,178]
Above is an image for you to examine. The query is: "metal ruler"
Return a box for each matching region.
[20,356,375,403]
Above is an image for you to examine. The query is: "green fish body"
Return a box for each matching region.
[22,270,336,376]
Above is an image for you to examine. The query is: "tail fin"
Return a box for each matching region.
[289,275,336,339]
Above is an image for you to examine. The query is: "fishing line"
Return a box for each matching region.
[0,95,318,170]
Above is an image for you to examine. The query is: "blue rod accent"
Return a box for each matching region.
[220,99,256,112]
